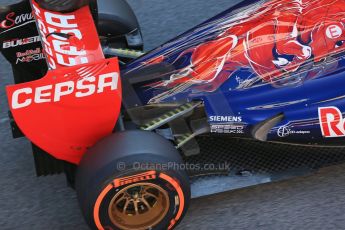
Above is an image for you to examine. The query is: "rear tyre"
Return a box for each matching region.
[76,131,190,230]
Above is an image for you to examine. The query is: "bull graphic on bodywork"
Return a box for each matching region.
[137,0,345,104]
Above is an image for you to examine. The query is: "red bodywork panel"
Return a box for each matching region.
[6,2,121,164]
[31,0,104,69]
[7,58,122,164]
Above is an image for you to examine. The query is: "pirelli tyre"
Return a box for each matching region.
[76,130,190,230]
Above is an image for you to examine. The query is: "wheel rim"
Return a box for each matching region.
[108,182,170,230]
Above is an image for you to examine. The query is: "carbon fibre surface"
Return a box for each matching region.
[188,137,345,174]
[187,137,345,197]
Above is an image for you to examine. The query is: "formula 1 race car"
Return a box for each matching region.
[3,0,345,229]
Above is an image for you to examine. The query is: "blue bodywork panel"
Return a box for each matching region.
[122,0,345,144]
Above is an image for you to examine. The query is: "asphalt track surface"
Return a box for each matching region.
[2,0,345,229]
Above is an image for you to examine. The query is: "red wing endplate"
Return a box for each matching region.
[31,0,104,69]
[5,2,121,164]
[6,58,121,164]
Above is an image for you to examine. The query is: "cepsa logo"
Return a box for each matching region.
[11,72,119,109]
[318,106,345,137]
[0,12,34,29]
[32,4,87,69]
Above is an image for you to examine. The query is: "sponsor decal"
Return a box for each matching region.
[16,48,41,57]
[0,12,34,29]
[2,36,41,49]
[319,106,345,137]
[209,116,242,122]
[326,25,342,39]
[15,48,45,64]
[211,124,244,134]
[32,4,88,69]
[16,53,45,64]
[277,126,310,138]
[11,72,119,109]
[114,171,156,187]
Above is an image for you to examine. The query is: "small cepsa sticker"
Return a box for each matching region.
[319,106,345,138]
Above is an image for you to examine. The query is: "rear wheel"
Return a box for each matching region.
[76,131,190,230]
[108,182,170,229]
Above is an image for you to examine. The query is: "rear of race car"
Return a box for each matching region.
[6,0,122,165]
[2,1,191,229]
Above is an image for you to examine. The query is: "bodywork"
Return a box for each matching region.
[4,0,345,163]
[4,1,122,164]
[122,0,345,145]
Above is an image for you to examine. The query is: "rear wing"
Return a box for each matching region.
[30,0,104,69]
[6,1,122,164]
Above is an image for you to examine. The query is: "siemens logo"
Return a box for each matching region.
[209,116,242,122]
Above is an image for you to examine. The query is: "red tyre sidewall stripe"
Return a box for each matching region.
[94,184,113,230]
[159,173,185,229]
